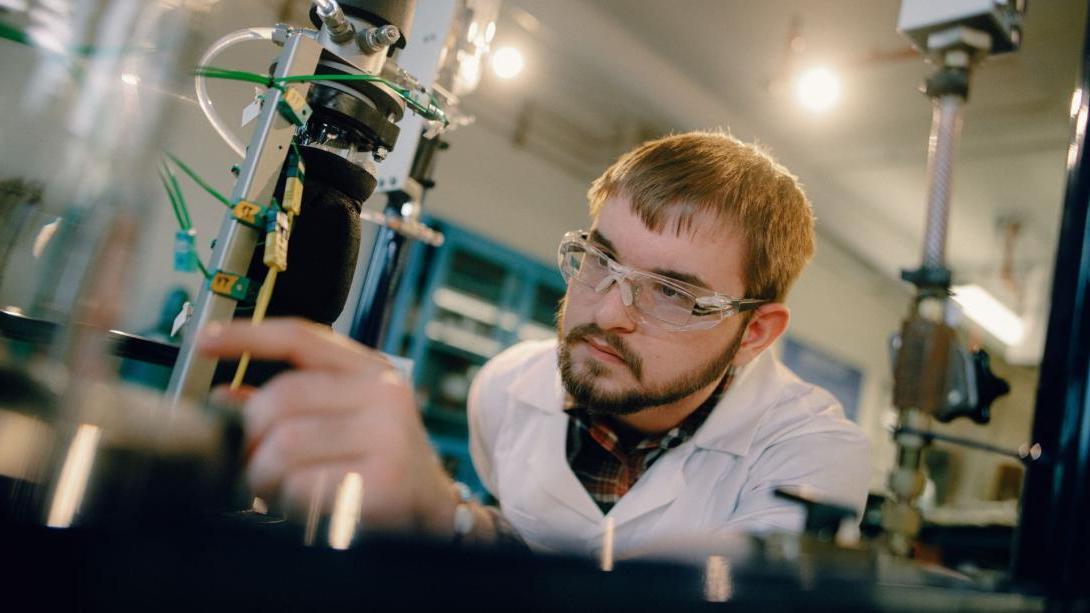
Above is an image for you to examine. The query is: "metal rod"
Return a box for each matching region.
[166,34,323,406]
[894,426,1027,462]
[349,136,445,348]
[350,199,411,348]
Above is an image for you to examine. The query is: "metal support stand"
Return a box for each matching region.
[884,37,990,557]
[349,135,446,348]
[166,34,323,406]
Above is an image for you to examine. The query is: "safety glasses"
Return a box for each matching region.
[557,230,767,331]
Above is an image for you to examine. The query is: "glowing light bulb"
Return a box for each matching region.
[795,67,841,113]
[491,46,524,79]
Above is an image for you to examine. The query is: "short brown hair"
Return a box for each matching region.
[587,131,815,302]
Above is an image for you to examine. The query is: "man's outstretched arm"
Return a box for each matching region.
[198,317,507,543]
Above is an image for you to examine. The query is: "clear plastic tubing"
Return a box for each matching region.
[194,27,274,158]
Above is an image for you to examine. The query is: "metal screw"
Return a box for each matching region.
[358,25,400,53]
[373,147,389,162]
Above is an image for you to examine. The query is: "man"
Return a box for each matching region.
[199,131,870,556]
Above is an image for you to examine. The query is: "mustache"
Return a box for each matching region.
[563,323,643,380]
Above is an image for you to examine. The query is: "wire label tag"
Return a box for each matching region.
[263,210,291,272]
[232,200,266,227]
[210,271,251,301]
[278,88,312,126]
[173,229,198,272]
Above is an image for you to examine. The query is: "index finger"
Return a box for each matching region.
[197,318,387,375]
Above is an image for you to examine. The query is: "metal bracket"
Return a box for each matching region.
[166,33,324,406]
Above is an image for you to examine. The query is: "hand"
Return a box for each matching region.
[198,318,458,537]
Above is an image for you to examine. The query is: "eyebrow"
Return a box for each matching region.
[589,228,712,289]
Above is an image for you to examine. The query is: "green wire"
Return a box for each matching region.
[194,66,280,89]
[161,161,192,228]
[196,65,449,125]
[1,20,138,58]
[193,256,211,280]
[158,164,212,280]
[165,152,232,209]
[0,21,30,47]
[276,73,384,85]
[158,168,188,230]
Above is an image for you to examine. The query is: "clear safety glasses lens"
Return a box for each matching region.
[557,239,723,329]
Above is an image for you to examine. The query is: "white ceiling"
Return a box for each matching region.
[463,0,1086,358]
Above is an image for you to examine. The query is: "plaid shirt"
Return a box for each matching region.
[565,370,733,514]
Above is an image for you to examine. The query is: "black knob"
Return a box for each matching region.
[969,349,1011,424]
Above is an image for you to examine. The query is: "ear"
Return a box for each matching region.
[732,303,790,367]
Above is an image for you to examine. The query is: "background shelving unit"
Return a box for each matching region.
[382,217,565,496]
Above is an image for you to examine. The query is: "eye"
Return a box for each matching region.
[658,284,679,298]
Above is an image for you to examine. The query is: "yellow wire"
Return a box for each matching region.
[228,157,302,390]
[230,267,278,390]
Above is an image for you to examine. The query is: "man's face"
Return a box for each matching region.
[557,197,751,414]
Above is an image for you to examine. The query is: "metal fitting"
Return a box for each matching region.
[373,146,389,162]
[358,25,400,54]
[272,23,296,46]
[315,0,355,44]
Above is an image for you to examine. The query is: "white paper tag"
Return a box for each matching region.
[241,90,263,128]
[171,301,193,338]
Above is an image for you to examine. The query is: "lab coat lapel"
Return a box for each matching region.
[526,410,604,523]
[607,444,687,527]
[610,352,779,527]
[508,343,604,523]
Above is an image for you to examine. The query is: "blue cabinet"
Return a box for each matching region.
[381,218,565,495]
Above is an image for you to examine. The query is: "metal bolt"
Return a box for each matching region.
[358,25,400,53]
[373,147,389,162]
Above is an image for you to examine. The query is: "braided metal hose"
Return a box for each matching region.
[922,94,965,268]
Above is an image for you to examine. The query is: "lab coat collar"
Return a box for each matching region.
[503,341,781,528]
[506,341,566,413]
[691,350,778,457]
[507,343,604,522]
[505,344,688,526]
[505,341,781,457]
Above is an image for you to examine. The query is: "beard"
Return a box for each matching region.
[556,315,748,416]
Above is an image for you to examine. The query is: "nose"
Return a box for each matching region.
[592,277,637,333]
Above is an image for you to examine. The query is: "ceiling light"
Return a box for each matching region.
[491,46,524,79]
[951,284,1025,346]
[795,66,840,113]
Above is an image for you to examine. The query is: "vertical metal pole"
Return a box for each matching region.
[1011,9,1090,603]
[885,82,968,557]
[350,198,411,348]
[166,35,322,405]
[350,136,445,348]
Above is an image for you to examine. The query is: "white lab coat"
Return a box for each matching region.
[468,339,871,559]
